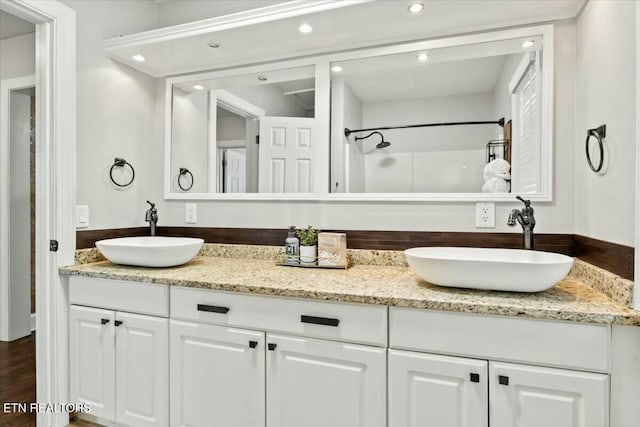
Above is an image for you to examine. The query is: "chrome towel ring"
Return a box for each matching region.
[109,157,135,187]
[585,124,606,173]
[178,167,194,191]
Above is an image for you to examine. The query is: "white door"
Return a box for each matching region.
[490,361,609,427]
[69,305,116,421]
[388,349,488,427]
[170,320,265,427]
[115,312,169,427]
[266,333,386,427]
[224,148,247,193]
[258,117,317,193]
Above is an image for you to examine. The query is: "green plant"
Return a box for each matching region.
[296,225,319,246]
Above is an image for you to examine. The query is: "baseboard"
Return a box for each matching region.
[30,313,35,332]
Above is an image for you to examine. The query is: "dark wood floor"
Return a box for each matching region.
[0,333,36,427]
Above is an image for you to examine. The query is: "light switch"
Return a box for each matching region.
[185,203,197,224]
[76,205,89,228]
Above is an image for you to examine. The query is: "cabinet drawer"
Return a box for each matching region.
[390,307,610,372]
[170,287,387,346]
[69,276,169,317]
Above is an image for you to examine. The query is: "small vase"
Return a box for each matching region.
[299,245,317,265]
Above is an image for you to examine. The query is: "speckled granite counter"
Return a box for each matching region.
[59,256,640,326]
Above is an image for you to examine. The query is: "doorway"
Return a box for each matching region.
[0,1,76,426]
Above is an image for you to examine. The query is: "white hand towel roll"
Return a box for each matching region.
[484,158,511,175]
[482,177,509,193]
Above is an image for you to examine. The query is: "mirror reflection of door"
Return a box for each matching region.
[220,148,247,193]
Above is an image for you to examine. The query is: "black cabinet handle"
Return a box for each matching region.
[101,318,110,325]
[114,320,123,327]
[498,375,509,386]
[249,340,258,349]
[268,343,277,351]
[470,373,480,383]
[300,315,340,327]
[197,304,230,314]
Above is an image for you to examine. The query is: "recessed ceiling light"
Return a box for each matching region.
[331,65,343,73]
[193,84,204,90]
[298,23,313,34]
[131,54,146,62]
[408,2,424,14]
[258,76,268,81]
[521,40,534,48]
[207,42,220,48]
[417,53,429,62]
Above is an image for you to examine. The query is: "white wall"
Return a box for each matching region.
[61,0,159,230]
[0,33,35,79]
[228,85,308,117]
[574,1,636,246]
[8,91,32,340]
[362,93,497,153]
[170,88,208,193]
[493,53,524,123]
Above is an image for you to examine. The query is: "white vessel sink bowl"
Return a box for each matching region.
[96,236,204,268]
[405,247,574,292]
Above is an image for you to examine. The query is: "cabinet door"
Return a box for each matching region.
[170,320,265,427]
[490,361,609,427]
[115,312,169,427]
[69,305,116,421]
[266,333,386,427]
[388,349,488,427]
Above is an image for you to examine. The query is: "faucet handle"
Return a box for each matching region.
[515,195,531,207]
[146,200,155,209]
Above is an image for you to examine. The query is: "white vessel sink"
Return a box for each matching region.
[96,236,204,268]
[405,247,574,292]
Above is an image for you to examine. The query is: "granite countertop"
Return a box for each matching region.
[59,256,640,326]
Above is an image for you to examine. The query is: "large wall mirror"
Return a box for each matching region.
[165,26,553,201]
[167,65,319,196]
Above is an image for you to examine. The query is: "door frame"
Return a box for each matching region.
[635,1,640,310]
[0,1,76,426]
[0,74,35,341]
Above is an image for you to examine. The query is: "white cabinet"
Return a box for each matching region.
[69,305,169,427]
[266,333,386,427]
[490,361,609,427]
[115,312,169,427]
[169,320,265,427]
[69,305,116,421]
[388,349,488,427]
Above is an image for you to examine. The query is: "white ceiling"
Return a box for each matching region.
[105,0,584,78]
[341,54,511,103]
[0,10,34,40]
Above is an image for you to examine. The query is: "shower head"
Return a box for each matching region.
[354,131,391,150]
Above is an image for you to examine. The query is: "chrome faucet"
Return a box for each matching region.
[507,196,536,250]
[145,200,158,236]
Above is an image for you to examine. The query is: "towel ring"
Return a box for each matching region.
[585,124,606,173]
[178,167,194,191]
[109,157,135,187]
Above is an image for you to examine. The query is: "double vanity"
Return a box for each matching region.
[61,245,639,427]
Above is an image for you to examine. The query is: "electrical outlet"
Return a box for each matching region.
[475,202,495,228]
[185,203,197,224]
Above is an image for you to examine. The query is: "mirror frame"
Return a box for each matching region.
[164,24,554,202]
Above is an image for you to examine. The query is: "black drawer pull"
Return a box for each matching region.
[268,343,277,351]
[114,320,123,327]
[498,375,509,386]
[470,373,480,383]
[197,304,230,314]
[249,340,258,349]
[101,318,110,325]
[300,315,340,327]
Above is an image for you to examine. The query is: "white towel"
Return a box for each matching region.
[484,159,511,181]
[482,177,509,193]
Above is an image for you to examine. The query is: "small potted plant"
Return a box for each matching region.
[296,226,319,265]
